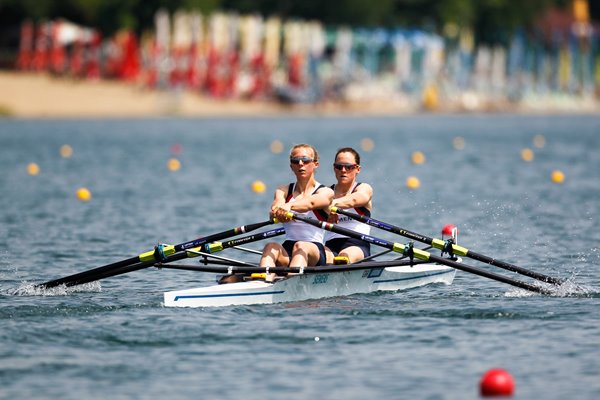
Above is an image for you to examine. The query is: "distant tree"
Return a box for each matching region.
[1,0,597,45]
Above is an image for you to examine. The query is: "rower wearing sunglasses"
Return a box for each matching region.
[260,143,334,280]
[325,147,373,264]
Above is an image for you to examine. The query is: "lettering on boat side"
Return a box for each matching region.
[312,274,328,284]
[366,268,384,278]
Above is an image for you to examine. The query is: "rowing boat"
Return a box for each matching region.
[163,259,457,307]
[37,213,562,304]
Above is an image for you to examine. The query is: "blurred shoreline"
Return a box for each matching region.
[1,71,598,118]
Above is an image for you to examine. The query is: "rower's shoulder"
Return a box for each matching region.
[356,182,374,192]
[315,183,334,196]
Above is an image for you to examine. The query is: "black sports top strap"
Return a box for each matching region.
[285,183,328,221]
[331,182,371,217]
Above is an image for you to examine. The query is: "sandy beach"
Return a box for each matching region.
[0,71,293,118]
[1,71,598,118]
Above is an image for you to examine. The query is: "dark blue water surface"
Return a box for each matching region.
[1,115,599,399]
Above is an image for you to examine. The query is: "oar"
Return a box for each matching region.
[290,213,552,295]
[38,219,275,288]
[330,207,564,286]
[42,227,286,287]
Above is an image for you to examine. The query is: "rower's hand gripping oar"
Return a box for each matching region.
[289,212,552,295]
[330,206,564,286]
[38,219,276,288]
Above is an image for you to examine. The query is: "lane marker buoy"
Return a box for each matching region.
[27,163,40,176]
[251,180,266,193]
[167,158,181,171]
[551,170,565,184]
[453,136,465,150]
[521,148,534,162]
[533,134,546,148]
[480,368,515,397]
[361,138,375,152]
[411,151,426,165]
[60,144,73,158]
[76,187,92,201]
[406,176,420,189]
[270,140,284,154]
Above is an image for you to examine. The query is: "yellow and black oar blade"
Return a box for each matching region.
[330,207,564,286]
[291,212,552,295]
[37,219,275,289]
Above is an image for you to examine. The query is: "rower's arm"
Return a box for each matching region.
[289,187,333,213]
[332,183,373,210]
[270,186,288,217]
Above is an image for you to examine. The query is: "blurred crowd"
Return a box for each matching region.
[14,6,600,111]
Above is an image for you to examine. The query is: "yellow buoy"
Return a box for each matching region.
[411,151,426,165]
[251,180,267,193]
[167,158,181,172]
[361,138,375,152]
[270,140,284,154]
[76,187,92,201]
[521,148,534,162]
[533,134,546,148]
[406,176,421,189]
[60,144,73,158]
[453,136,465,150]
[27,162,40,176]
[551,170,565,184]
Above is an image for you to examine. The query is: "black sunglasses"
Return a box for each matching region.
[290,157,314,164]
[333,163,358,171]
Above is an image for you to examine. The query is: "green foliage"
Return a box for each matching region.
[0,0,596,43]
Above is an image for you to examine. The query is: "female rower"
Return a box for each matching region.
[259,143,334,279]
[325,147,373,264]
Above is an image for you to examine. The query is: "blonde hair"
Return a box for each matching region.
[290,143,319,162]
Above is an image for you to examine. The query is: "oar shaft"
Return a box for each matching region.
[53,227,285,287]
[39,256,141,289]
[38,219,274,288]
[160,259,430,275]
[331,207,564,285]
[291,213,550,295]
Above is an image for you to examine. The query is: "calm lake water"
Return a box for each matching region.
[1,115,599,399]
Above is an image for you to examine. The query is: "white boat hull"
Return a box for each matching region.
[163,262,456,308]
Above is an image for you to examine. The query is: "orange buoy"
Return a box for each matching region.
[27,162,40,176]
[270,140,284,154]
[60,144,73,158]
[411,151,426,165]
[480,368,515,397]
[167,158,181,171]
[361,138,375,152]
[521,148,534,162]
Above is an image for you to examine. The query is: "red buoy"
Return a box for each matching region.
[441,224,457,237]
[480,368,515,397]
[170,143,182,155]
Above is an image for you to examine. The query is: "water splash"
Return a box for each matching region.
[504,279,597,298]
[8,281,101,296]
